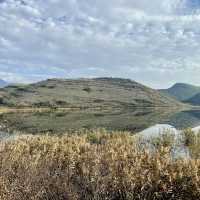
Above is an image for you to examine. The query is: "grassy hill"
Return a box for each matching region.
[159,83,200,101]
[0,78,181,109]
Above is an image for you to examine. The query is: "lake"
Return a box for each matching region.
[0,108,200,135]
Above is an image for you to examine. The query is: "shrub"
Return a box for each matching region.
[182,129,196,146]
[83,87,92,93]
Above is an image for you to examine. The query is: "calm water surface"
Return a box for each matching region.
[1,108,200,137]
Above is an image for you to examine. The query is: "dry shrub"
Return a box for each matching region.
[0,131,200,200]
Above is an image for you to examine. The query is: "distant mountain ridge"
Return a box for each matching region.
[184,93,200,106]
[0,79,8,88]
[0,77,181,108]
[159,83,200,102]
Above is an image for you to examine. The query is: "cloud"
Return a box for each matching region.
[0,0,200,88]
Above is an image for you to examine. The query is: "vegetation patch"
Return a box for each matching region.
[1,130,200,200]
[83,87,92,93]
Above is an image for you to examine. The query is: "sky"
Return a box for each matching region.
[0,0,200,88]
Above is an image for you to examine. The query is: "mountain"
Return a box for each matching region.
[0,79,7,88]
[159,83,200,101]
[184,93,200,106]
[0,78,182,108]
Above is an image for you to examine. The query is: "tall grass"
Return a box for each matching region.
[1,131,200,200]
[182,129,200,159]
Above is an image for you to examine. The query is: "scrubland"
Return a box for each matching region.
[1,129,200,200]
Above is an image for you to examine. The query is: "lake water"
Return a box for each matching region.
[0,108,200,136]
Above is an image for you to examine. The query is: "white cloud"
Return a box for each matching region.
[0,0,200,87]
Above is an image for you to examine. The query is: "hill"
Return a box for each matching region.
[159,83,200,101]
[0,78,181,108]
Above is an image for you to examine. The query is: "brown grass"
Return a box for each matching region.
[1,131,200,200]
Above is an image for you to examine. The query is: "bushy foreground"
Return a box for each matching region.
[1,131,200,200]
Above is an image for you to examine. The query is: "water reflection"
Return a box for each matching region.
[140,124,179,138]
[139,123,200,160]
[139,124,191,159]
[0,108,200,134]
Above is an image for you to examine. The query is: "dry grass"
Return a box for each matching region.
[1,130,200,200]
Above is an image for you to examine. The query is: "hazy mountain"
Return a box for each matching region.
[159,83,200,101]
[0,78,182,108]
[184,93,200,106]
[0,79,8,88]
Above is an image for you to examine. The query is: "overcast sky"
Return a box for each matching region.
[0,0,200,88]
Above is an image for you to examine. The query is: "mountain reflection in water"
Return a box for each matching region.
[0,108,200,135]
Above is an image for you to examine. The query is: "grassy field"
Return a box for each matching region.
[1,129,200,200]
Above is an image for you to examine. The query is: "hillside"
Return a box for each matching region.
[159,83,200,101]
[0,78,181,108]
